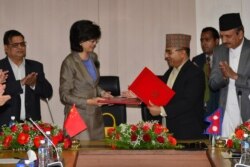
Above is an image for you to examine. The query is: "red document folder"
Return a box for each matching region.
[98,97,141,105]
[128,67,175,106]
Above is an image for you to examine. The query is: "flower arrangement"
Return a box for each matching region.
[106,121,178,149]
[226,121,250,150]
[0,121,72,151]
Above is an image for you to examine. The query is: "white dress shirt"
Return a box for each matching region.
[8,58,26,120]
[222,39,244,137]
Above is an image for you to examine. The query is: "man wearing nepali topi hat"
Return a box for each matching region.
[147,33,207,139]
[209,13,250,137]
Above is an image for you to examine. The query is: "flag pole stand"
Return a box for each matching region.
[211,135,216,147]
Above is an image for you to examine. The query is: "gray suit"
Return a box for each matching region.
[209,38,250,122]
[60,52,104,140]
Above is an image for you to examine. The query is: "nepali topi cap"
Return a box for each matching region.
[219,13,243,31]
[166,34,191,49]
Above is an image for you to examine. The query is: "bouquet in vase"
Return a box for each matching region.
[106,121,178,149]
[226,121,250,150]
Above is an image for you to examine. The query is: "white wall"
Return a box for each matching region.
[0,0,249,127]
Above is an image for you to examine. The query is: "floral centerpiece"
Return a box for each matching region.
[0,121,72,151]
[106,121,178,149]
[226,121,250,150]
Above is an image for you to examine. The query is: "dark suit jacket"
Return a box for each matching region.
[162,60,206,139]
[0,57,53,128]
[192,53,220,116]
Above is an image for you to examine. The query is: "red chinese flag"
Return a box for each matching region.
[64,104,87,137]
[129,67,175,106]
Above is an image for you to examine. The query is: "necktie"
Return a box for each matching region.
[204,57,211,103]
[206,57,211,78]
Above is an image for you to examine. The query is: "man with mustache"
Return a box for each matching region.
[147,34,206,139]
[209,13,250,137]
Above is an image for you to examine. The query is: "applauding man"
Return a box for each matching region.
[0,30,53,128]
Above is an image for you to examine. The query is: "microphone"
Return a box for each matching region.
[45,98,55,124]
[238,91,242,113]
[29,118,63,167]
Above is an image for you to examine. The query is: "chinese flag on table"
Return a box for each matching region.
[64,104,87,137]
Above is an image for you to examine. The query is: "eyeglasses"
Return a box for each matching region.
[8,42,27,48]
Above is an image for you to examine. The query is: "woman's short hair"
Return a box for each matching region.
[70,20,101,52]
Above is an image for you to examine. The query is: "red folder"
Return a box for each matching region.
[128,67,175,106]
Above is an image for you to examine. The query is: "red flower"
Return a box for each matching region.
[22,124,30,132]
[156,136,165,143]
[3,135,13,148]
[235,129,244,140]
[131,133,137,141]
[17,133,30,145]
[107,127,115,137]
[51,130,63,146]
[10,125,18,132]
[143,133,151,142]
[111,144,116,150]
[33,135,44,148]
[52,136,60,145]
[153,124,163,135]
[39,123,52,132]
[142,125,150,132]
[115,133,120,140]
[227,139,233,148]
[131,125,138,132]
[168,136,177,145]
[63,137,72,149]
[244,122,250,131]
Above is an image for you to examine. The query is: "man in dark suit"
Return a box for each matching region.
[0,30,53,128]
[148,34,206,139]
[192,27,220,117]
[209,13,250,137]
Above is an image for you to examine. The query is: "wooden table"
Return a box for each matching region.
[76,140,224,167]
[0,140,238,167]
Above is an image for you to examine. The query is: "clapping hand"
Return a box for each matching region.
[0,84,11,106]
[219,61,238,80]
[0,69,8,84]
[21,72,38,87]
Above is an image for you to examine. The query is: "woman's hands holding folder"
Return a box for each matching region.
[87,97,109,107]
[101,91,113,98]
[121,90,137,98]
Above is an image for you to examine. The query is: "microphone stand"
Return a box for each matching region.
[29,118,63,167]
[45,98,55,124]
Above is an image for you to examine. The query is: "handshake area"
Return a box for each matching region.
[99,67,175,106]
